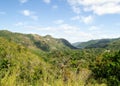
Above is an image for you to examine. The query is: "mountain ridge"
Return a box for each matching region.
[72,38,120,50]
[0,30,77,51]
[0,30,120,86]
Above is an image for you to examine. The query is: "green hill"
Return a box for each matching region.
[0,30,120,86]
[0,30,90,86]
[0,30,77,52]
[72,40,99,48]
[0,37,91,86]
[0,37,53,86]
[73,38,120,50]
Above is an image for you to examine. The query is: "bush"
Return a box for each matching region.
[90,51,120,86]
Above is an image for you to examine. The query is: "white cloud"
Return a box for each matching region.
[53,19,64,24]
[88,26,100,31]
[19,0,28,3]
[21,10,38,20]
[18,23,120,42]
[81,15,93,24]
[67,0,120,15]
[72,6,81,14]
[43,0,51,4]
[14,22,25,26]
[71,15,94,24]
[21,23,95,42]
[21,10,31,16]
[71,15,80,21]
[91,3,120,15]
[14,23,120,42]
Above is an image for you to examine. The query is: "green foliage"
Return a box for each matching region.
[34,41,49,51]
[85,39,111,49]
[0,37,93,86]
[73,40,99,48]
[0,30,76,52]
[73,38,120,51]
[90,51,120,86]
[0,37,50,85]
[0,30,120,86]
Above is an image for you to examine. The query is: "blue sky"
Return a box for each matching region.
[0,0,120,43]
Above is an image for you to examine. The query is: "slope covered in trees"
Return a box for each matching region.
[0,37,54,85]
[0,30,76,52]
[73,38,120,51]
[0,37,98,86]
[0,30,120,86]
[90,51,120,86]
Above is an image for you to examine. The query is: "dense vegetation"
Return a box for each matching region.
[90,51,120,86]
[73,38,120,50]
[0,30,120,86]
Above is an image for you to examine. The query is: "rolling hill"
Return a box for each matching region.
[0,30,120,86]
[73,38,120,50]
[0,30,77,52]
[0,30,95,86]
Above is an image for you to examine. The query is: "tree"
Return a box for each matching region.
[90,51,120,86]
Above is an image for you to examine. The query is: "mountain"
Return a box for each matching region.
[73,38,120,50]
[72,40,99,49]
[0,30,120,86]
[107,38,120,50]
[72,42,81,47]
[0,30,97,86]
[84,39,114,48]
[0,37,52,85]
[0,30,77,51]
[59,38,77,49]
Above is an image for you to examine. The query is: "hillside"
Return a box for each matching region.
[0,30,77,52]
[0,30,120,86]
[0,31,98,86]
[72,40,99,49]
[0,37,91,85]
[0,37,53,85]
[73,38,120,50]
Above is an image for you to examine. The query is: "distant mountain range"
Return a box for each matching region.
[0,30,120,51]
[0,30,77,51]
[72,38,120,50]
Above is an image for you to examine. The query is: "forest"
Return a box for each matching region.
[0,30,120,86]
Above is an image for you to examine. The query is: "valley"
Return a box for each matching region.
[0,30,120,86]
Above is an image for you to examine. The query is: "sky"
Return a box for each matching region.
[0,0,120,43]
